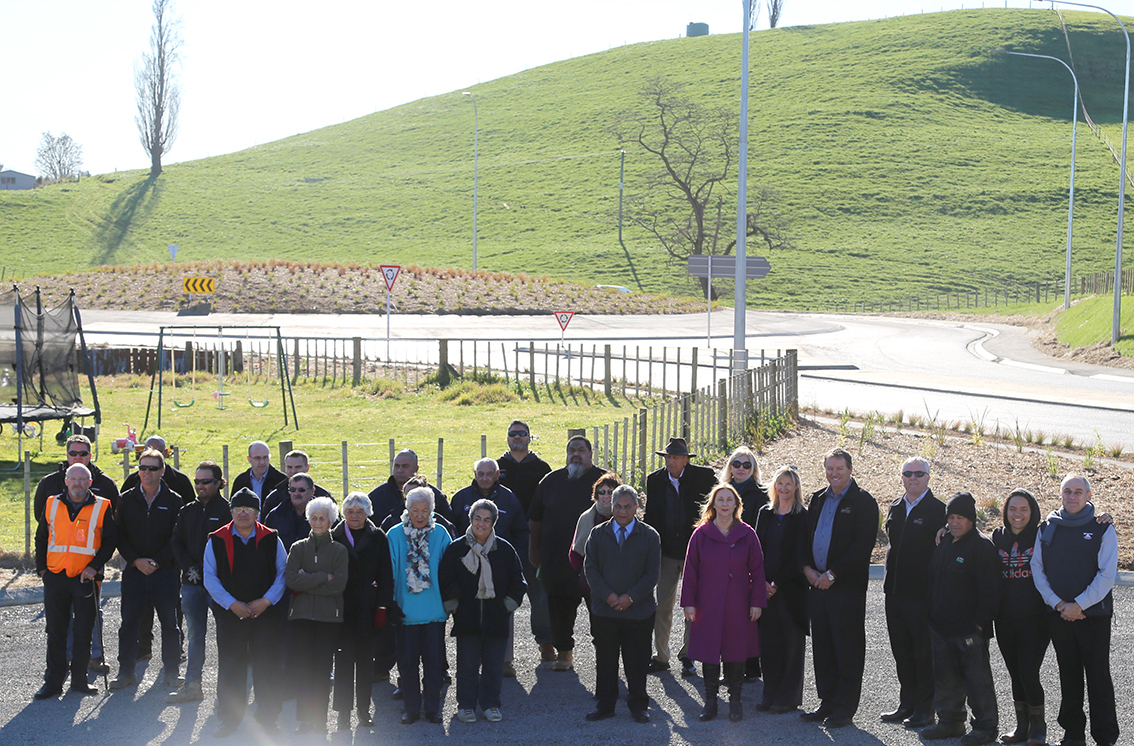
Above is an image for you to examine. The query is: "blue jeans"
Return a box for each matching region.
[181,583,210,684]
[456,634,506,710]
[395,622,445,715]
[118,567,181,678]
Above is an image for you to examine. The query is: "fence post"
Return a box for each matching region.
[604,344,612,398]
[529,342,536,393]
[222,445,230,498]
[278,440,293,465]
[437,438,444,492]
[352,337,362,386]
[481,434,487,459]
[638,409,647,489]
[389,440,396,475]
[293,338,300,383]
[341,441,349,499]
[719,378,729,449]
[681,394,691,441]
[439,339,449,376]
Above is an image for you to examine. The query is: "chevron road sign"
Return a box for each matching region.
[182,277,216,294]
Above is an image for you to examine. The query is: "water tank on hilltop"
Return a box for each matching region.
[687,22,708,37]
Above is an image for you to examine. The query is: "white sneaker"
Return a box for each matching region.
[457,709,477,723]
[484,707,503,722]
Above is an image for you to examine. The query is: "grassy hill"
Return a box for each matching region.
[2,8,1132,309]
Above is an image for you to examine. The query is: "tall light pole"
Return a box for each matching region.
[733,0,755,373]
[1053,1,1129,342]
[994,50,1079,310]
[462,91,479,271]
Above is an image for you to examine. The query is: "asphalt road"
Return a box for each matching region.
[80,308,1134,450]
[1,583,1130,745]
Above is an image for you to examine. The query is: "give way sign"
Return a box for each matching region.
[380,265,401,292]
[555,311,574,331]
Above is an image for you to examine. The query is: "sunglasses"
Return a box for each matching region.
[138,464,163,472]
[508,430,529,437]
[901,470,928,478]
[288,487,310,493]
[596,488,615,495]
[68,450,90,457]
[194,478,218,485]
[731,461,752,470]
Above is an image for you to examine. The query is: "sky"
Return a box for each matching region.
[4,0,1134,176]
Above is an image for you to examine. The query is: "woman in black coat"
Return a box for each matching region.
[331,492,394,731]
[722,446,769,680]
[439,498,526,724]
[752,465,808,714]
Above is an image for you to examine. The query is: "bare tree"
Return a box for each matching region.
[611,78,793,298]
[135,0,182,176]
[767,0,785,28]
[34,132,83,182]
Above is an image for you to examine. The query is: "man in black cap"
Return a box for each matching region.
[203,488,288,738]
[641,436,715,677]
[922,491,1002,746]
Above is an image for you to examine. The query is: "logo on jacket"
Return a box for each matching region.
[1084,533,1093,540]
[998,543,1032,579]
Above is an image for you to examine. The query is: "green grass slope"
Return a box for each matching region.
[2,8,1131,308]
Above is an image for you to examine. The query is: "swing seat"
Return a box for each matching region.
[171,399,195,408]
[248,398,270,408]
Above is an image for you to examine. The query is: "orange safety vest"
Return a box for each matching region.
[45,494,110,578]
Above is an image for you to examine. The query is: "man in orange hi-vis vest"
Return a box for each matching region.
[34,463,118,700]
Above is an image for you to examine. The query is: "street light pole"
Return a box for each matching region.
[1052,1,1129,341]
[994,50,1079,310]
[462,91,479,271]
[733,0,754,373]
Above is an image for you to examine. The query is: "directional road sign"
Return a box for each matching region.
[182,277,215,294]
[686,255,770,279]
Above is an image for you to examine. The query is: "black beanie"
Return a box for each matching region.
[946,491,977,524]
[230,487,261,512]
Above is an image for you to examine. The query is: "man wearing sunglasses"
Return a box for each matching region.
[33,434,121,674]
[120,435,194,506]
[261,449,332,516]
[881,457,946,730]
[108,448,183,691]
[168,461,231,703]
[265,473,317,551]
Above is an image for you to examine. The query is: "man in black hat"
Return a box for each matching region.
[922,491,1002,746]
[203,488,287,738]
[642,436,716,677]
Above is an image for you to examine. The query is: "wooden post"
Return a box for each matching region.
[389,439,396,475]
[638,408,647,489]
[279,440,293,465]
[341,441,349,500]
[719,378,729,449]
[681,394,691,441]
[437,438,445,492]
[481,434,487,459]
[691,347,698,393]
[604,344,612,397]
[352,337,362,386]
[528,342,536,393]
[222,445,230,498]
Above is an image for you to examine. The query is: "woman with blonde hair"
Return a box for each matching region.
[753,465,808,714]
[680,484,766,722]
[719,445,768,680]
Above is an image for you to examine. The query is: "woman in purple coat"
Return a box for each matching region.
[681,483,767,723]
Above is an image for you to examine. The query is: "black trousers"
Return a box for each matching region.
[335,615,377,714]
[395,622,446,715]
[807,586,866,719]
[758,591,805,708]
[885,593,935,715]
[930,628,998,734]
[211,604,283,727]
[43,571,96,688]
[590,613,654,714]
[117,566,181,677]
[996,614,1049,706]
[1049,613,1119,744]
[546,593,584,652]
[290,618,338,725]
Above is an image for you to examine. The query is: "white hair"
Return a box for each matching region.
[405,486,435,512]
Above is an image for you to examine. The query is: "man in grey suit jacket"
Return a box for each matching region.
[584,485,661,724]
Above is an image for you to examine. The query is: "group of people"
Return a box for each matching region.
[32,428,1120,746]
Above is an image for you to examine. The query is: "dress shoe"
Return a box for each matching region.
[392,687,403,700]
[34,684,62,700]
[922,722,967,740]
[540,643,557,662]
[71,682,99,696]
[801,707,833,722]
[680,658,697,677]
[161,672,184,687]
[903,711,935,729]
[502,660,517,677]
[552,650,574,671]
[646,659,669,674]
[425,712,443,724]
[632,710,650,723]
[585,707,616,721]
[88,657,110,675]
[400,711,419,725]
[442,674,452,685]
[213,723,239,738]
[881,706,913,723]
[108,674,138,690]
[824,715,853,729]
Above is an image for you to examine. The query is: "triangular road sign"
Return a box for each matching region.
[380,265,401,292]
[555,311,575,331]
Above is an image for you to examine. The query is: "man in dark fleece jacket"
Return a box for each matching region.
[923,491,1003,746]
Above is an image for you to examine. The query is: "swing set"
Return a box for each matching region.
[142,325,299,432]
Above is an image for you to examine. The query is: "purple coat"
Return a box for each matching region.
[680,520,767,663]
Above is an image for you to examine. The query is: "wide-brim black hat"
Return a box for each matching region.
[655,436,696,458]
